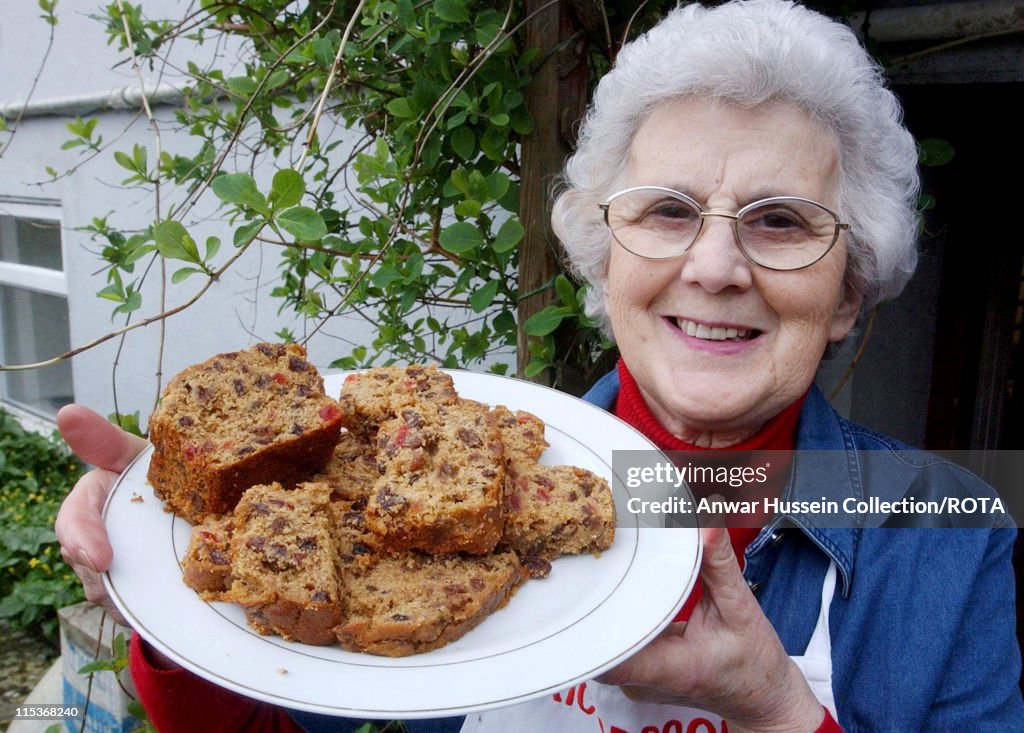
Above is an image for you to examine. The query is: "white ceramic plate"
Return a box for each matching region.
[103,370,700,719]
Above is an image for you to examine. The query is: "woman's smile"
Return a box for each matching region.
[663,315,762,354]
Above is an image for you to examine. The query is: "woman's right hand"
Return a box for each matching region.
[55,404,149,626]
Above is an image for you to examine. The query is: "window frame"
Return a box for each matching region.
[0,197,72,418]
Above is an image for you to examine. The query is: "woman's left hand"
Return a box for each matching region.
[597,526,826,732]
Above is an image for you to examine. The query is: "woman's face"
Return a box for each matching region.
[605,99,861,446]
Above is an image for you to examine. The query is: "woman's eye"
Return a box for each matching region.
[748,209,804,230]
[646,201,697,221]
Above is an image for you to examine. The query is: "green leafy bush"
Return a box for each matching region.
[0,409,85,636]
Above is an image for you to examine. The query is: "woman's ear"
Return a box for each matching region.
[829,281,863,343]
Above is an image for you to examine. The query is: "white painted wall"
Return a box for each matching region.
[0,0,382,426]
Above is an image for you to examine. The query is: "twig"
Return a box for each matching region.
[78,611,107,733]
[0,242,253,371]
[297,0,368,169]
[114,0,169,405]
[888,27,1024,66]
[0,3,59,159]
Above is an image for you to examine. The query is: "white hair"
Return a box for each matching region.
[551,0,921,334]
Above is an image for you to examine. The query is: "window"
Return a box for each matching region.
[0,200,73,418]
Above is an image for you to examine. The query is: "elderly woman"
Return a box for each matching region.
[56,1,1022,731]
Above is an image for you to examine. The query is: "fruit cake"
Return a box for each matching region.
[147,343,343,523]
[327,497,375,565]
[366,401,505,555]
[181,515,234,599]
[337,364,458,441]
[312,431,379,504]
[335,550,527,657]
[227,482,342,645]
[500,463,616,562]
[492,404,548,463]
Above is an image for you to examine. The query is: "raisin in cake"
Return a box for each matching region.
[147,343,343,523]
[366,400,505,555]
[336,550,526,657]
[227,482,342,645]
[181,515,234,599]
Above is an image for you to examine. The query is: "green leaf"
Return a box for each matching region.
[314,36,336,67]
[511,107,534,135]
[555,274,576,307]
[435,0,470,23]
[266,69,290,90]
[270,169,305,210]
[469,280,499,313]
[233,221,264,247]
[449,168,470,196]
[0,526,55,554]
[108,411,143,437]
[78,658,119,675]
[454,200,482,218]
[450,126,475,160]
[113,150,135,172]
[153,221,200,263]
[919,138,955,167]
[481,126,508,161]
[211,173,270,215]
[386,98,416,118]
[493,218,524,253]
[486,172,511,202]
[439,221,483,254]
[112,632,128,659]
[522,305,573,337]
[524,358,550,379]
[276,206,327,241]
[171,266,205,284]
[205,236,221,261]
[371,266,403,288]
[226,76,258,97]
[493,309,516,336]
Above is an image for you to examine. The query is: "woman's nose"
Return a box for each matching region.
[677,217,754,293]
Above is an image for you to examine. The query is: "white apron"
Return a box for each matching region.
[462,563,838,733]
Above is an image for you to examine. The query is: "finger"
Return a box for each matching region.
[63,553,129,626]
[57,404,148,473]
[55,468,119,572]
[698,524,747,597]
[596,621,689,687]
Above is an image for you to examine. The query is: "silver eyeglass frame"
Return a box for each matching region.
[598,185,850,271]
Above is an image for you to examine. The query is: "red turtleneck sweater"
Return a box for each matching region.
[614,358,805,622]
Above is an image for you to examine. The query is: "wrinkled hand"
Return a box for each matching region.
[55,405,148,626]
[597,526,824,732]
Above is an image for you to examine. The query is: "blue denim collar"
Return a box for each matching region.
[758,386,859,598]
[582,370,857,597]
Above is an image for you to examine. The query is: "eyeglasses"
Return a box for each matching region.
[598,186,850,271]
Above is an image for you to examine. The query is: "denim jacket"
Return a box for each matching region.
[584,369,1024,731]
[291,374,1024,733]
